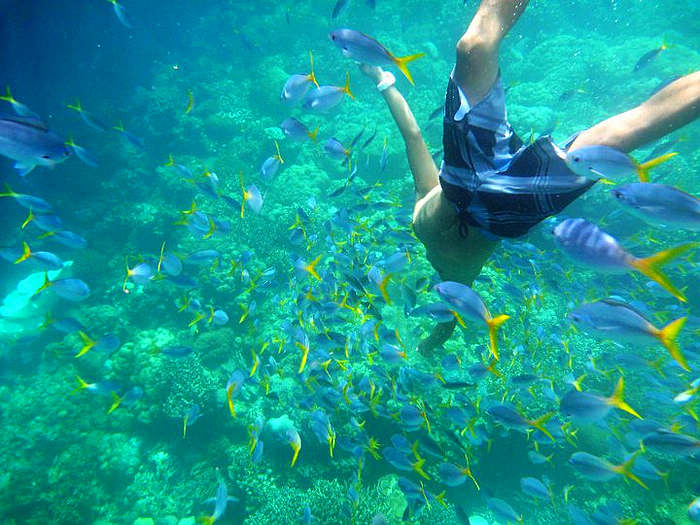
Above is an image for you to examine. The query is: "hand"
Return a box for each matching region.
[358,63,384,84]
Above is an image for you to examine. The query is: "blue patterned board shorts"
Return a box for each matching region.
[438,72,596,238]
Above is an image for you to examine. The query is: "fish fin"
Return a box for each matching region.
[637,151,677,182]
[107,391,123,414]
[70,375,90,395]
[379,273,392,305]
[75,331,97,358]
[530,412,554,441]
[308,50,320,88]
[14,241,31,264]
[411,458,430,480]
[296,341,309,374]
[342,72,355,100]
[392,52,425,86]
[308,126,320,143]
[608,377,642,419]
[14,161,36,177]
[631,243,697,302]
[290,440,301,467]
[486,314,509,361]
[657,316,688,371]
[305,254,322,281]
[613,452,649,489]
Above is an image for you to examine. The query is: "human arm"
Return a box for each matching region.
[359,64,439,199]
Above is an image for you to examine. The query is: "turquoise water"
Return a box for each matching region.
[0,1,698,523]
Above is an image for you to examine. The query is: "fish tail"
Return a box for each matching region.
[0,85,13,103]
[379,273,392,305]
[393,52,425,86]
[75,331,97,358]
[631,243,697,302]
[70,375,90,395]
[296,342,309,374]
[14,241,31,264]
[226,384,236,418]
[308,50,319,88]
[290,441,301,467]
[305,254,322,281]
[530,412,555,441]
[637,151,677,182]
[608,377,642,419]
[0,183,14,197]
[657,316,689,371]
[411,458,431,480]
[614,452,649,489]
[486,359,502,378]
[308,126,320,143]
[32,272,52,298]
[486,314,510,361]
[343,72,355,100]
[107,391,123,415]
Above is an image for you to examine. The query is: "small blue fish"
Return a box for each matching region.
[303,74,354,112]
[553,218,694,302]
[0,86,40,119]
[0,115,71,176]
[43,230,88,249]
[66,99,106,131]
[280,117,318,142]
[565,145,675,182]
[520,477,550,501]
[182,403,201,438]
[560,377,641,421]
[486,498,521,524]
[113,121,144,149]
[329,28,424,85]
[0,184,52,212]
[568,451,647,488]
[34,274,90,302]
[106,0,133,29]
[434,281,509,360]
[569,299,688,371]
[611,182,700,231]
[22,211,62,232]
[324,137,351,161]
[281,52,319,103]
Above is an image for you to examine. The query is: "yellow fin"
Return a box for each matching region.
[613,451,649,489]
[14,241,31,264]
[486,314,510,360]
[529,412,554,441]
[342,72,354,100]
[657,316,688,370]
[379,273,392,305]
[392,52,425,86]
[305,254,322,281]
[637,152,677,182]
[608,377,642,419]
[631,243,697,302]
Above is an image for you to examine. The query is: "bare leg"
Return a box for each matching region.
[569,71,700,153]
[455,0,530,105]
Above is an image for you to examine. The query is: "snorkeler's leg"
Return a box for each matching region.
[417,318,457,356]
[569,71,700,153]
[455,0,529,104]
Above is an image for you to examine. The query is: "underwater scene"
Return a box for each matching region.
[0,0,699,523]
